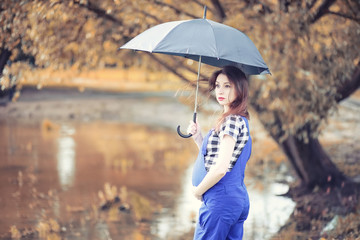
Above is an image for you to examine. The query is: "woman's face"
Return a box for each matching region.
[215,73,237,110]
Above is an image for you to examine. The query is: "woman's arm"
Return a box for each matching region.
[193,135,236,199]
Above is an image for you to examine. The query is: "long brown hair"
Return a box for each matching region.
[209,65,250,132]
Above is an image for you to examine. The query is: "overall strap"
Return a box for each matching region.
[242,116,250,133]
[217,116,252,185]
[201,129,213,155]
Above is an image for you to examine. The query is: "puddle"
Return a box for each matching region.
[0,91,295,239]
[0,120,195,239]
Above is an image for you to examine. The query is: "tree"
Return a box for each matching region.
[228,0,360,193]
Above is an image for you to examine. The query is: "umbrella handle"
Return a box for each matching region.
[177,125,192,138]
[177,112,197,138]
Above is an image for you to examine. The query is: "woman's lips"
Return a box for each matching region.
[218,97,225,101]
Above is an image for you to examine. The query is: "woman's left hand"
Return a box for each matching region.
[192,186,202,201]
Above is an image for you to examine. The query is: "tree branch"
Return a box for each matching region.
[152,0,199,19]
[328,11,360,23]
[241,0,273,14]
[173,58,207,79]
[306,0,318,10]
[278,0,287,12]
[308,0,336,24]
[210,0,226,21]
[136,9,162,24]
[73,0,123,25]
[146,53,209,96]
[257,0,273,14]
[344,0,360,17]
[336,63,360,102]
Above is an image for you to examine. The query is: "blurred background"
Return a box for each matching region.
[1,0,359,239]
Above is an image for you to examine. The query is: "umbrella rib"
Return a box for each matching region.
[204,20,219,60]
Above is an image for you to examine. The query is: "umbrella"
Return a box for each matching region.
[120,6,270,138]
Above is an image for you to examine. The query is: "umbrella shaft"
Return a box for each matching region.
[193,5,206,115]
[194,55,201,114]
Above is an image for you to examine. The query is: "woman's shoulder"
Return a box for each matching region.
[225,115,249,131]
[224,114,246,124]
[221,115,248,131]
[219,114,248,139]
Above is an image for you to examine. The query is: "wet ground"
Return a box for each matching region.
[5,86,357,239]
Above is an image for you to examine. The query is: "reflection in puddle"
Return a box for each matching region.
[57,124,76,191]
[0,117,295,239]
[154,164,201,239]
[244,181,295,239]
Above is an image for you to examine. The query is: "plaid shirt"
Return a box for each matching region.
[204,115,249,172]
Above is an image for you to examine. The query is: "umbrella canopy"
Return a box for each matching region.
[120,18,270,75]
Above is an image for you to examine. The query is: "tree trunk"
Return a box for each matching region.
[0,48,12,98]
[279,131,347,192]
[251,63,360,193]
[0,47,11,74]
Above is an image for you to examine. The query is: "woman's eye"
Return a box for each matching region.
[215,84,220,88]
[225,85,231,88]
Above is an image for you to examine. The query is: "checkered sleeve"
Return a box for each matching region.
[219,115,250,171]
[219,115,243,141]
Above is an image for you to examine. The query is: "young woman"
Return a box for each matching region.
[187,65,252,240]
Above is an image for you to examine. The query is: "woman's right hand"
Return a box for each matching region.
[187,120,202,140]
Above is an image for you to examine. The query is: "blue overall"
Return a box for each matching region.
[192,117,252,240]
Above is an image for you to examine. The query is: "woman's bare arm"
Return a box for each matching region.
[193,135,235,199]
